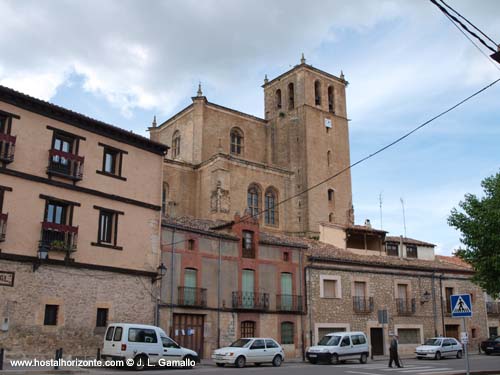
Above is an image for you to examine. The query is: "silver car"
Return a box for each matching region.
[415,337,463,360]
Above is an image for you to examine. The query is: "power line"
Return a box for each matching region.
[430,0,497,53]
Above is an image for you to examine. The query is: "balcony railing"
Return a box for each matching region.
[396,298,416,315]
[242,247,255,258]
[276,294,303,312]
[353,296,374,313]
[232,291,269,311]
[486,302,500,315]
[178,286,207,307]
[0,133,16,163]
[0,213,7,242]
[39,221,78,253]
[47,149,84,180]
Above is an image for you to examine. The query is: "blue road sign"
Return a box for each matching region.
[450,294,472,318]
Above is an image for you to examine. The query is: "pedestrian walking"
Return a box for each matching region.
[389,334,401,368]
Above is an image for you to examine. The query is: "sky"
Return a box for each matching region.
[1,0,499,255]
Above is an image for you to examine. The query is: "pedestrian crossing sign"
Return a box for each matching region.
[450,294,472,317]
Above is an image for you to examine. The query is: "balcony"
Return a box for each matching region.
[242,247,255,259]
[487,302,500,315]
[39,221,78,253]
[232,291,269,311]
[353,296,374,313]
[0,213,7,242]
[276,294,303,313]
[396,298,416,315]
[177,286,207,308]
[47,149,84,181]
[0,133,16,163]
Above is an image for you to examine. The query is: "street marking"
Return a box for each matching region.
[416,371,460,375]
[400,368,452,373]
[346,371,385,375]
[382,367,433,371]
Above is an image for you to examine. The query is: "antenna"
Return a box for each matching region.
[379,192,383,229]
[400,197,407,238]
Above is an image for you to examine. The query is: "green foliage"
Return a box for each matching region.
[448,172,500,298]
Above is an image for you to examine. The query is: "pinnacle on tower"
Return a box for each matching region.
[152,115,157,128]
[340,70,345,80]
[197,82,203,97]
[300,53,306,64]
[264,74,269,84]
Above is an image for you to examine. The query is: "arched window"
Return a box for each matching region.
[281,321,294,344]
[328,189,335,201]
[162,182,169,216]
[247,184,260,217]
[265,188,278,225]
[314,80,321,106]
[288,83,294,110]
[230,127,244,155]
[172,130,181,158]
[241,321,256,338]
[275,89,282,109]
[329,213,334,223]
[328,86,334,112]
[327,150,331,167]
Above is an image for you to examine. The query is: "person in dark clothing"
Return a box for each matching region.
[389,334,401,368]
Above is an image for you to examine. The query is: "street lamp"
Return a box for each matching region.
[152,263,167,283]
[33,246,49,272]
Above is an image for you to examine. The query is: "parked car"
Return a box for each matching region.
[481,336,500,355]
[101,323,199,371]
[306,331,369,364]
[415,337,462,360]
[212,338,285,368]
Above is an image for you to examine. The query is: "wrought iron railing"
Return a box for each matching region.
[0,133,16,163]
[276,294,303,312]
[47,149,84,180]
[177,286,207,307]
[39,221,78,253]
[0,213,7,242]
[232,291,269,310]
[396,298,416,315]
[353,296,374,313]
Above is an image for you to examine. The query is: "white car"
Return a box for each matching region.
[101,323,198,370]
[306,331,369,364]
[212,338,285,368]
[415,337,463,360]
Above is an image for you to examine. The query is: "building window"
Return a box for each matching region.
[275,89,282,109]
[96,308,109,327]
[242,231,254,258]
[322,279,338,298]
[241,321,255,338]
[471,328,477,339]
[48,131,84,180]
[283,252,289,262]
[172,131,181,158]
[406,245,417,258]
[44,304,59,326]
[327,150,331,166]
[187,239,195,250]
[247,184,260,217]
[397,328,421,344]
[328,189,334,202]
[288,83,294,110]
[93,207,123,250]
[162,182,169,216]
[329,213,334,223]
[230,128,244,155]
[98,143,127,180]
[281,322,294,344]
[328,86,334,112]
[314,80,321,105]
[386,243,399,256]
[265,188,278,225]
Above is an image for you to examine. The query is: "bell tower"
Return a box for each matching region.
[263,55,353,236]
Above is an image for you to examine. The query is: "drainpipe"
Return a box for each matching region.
[217,238,222,348]
[431,271,438,336]
[299,250,305,361]
[305,264,313,347]
[439,274,445,335]
[169,228,176,335]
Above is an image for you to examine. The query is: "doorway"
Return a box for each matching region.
[172,314,205,358]
[445,324,460,339]
[370,328,384,356]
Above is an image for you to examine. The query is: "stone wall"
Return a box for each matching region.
[0,260,155,360]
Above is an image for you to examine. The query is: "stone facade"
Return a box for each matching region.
[150,59,353,236]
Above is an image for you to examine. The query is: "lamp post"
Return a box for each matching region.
[33,246,49,272]
[154,263,167,326]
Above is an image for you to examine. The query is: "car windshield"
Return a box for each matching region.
[318,335,341,346]
[424,338,442,346]
[230,339,252,348]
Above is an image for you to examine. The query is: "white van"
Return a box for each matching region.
[306,331,369,364]
[101,323,199,371]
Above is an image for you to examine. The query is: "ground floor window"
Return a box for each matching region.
[281,322,294,344]
[489,326,498,337]
[44,304,59,326]
[96,308,109,327]
[398,328,420,344]
[241,321,255,338]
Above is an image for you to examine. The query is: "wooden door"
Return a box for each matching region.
[370,328,384,356]
[172,314,204,358]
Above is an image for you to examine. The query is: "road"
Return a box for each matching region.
[83,355,500,375]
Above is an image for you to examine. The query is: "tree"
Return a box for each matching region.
[448,172,500,298]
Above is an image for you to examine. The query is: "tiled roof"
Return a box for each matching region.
[385,236,436,247]
[436,255,472,269]
[0,85,169,155]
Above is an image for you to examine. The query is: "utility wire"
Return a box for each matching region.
[438,0,498,47]
[430,0,497,53]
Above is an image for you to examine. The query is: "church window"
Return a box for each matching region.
[265,188,278,225]
[328,86,334,112]
[230,128,244,155]
[275,89,282,109]
[288,83,294,110]
[247,184,260,217]
[172,131,181,158]
[314,80,321,105]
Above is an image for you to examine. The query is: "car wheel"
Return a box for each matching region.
[417,357,423,360]
[360,353,368,364]
[255,363,261,366]
[272,355,283,367]
[456,350,462,359]
[309,359,318,364]
[133,354,148,371]
[216,363,225,367]
[331,353,339,365]
[235,355,246,368]
[485,351,491,356]
[435,351,441,360]
[183,355,195,369]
